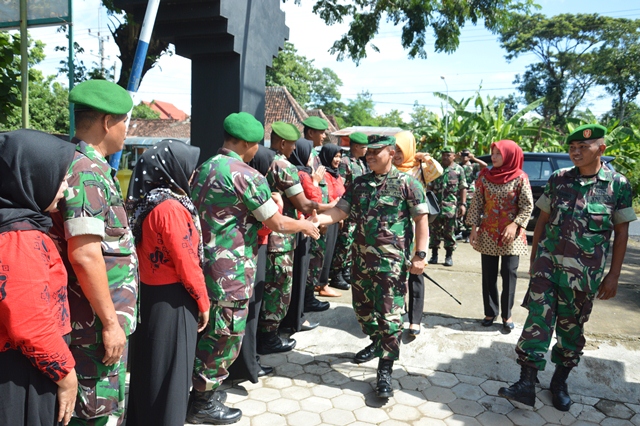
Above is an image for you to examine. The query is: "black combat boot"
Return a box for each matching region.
[303,288,330,312]
[444,249,453,267]
[353,342,376,364]
[376,358,394,398]
[342,265,352,284]
[186,390,242,425]
[256,331,296,355]
[428,248,438,264]
[498,365,538,407]
[329,269,350,290]
[550,364,573,411]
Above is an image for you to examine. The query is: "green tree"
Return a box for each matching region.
[286,0,536,63]
[339,92,380,127]
[309,67,345,115]
[132,102,161,119]
[377,110,407,128]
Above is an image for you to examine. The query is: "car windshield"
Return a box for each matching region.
[555,159,574,170]
[523,160,555,180]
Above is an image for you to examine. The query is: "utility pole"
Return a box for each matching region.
[440,75,449,147]
[88,28,110,78]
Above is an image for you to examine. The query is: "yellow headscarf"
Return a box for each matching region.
[394,130,420,173]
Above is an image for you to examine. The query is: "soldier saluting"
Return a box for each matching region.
[499,124,637,411]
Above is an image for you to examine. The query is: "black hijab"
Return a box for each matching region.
[289,138,313,175]
[0,129,76,233]
[319,144,342,178]
[126,140,201,246]
[247,144,275,176]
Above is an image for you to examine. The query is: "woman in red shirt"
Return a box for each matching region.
[0,129,78,426]
[126,140,210,426]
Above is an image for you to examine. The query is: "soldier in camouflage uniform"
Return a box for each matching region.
[457,148,486,242]
[428,147,468,266]
[258,122,326,354]
[314,135,430,398]
[329,132,369,290]
[499,124,637,412]
[48,80,138,426]
[188,113,319,424]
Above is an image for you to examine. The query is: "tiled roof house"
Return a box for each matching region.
[142,100,189,121]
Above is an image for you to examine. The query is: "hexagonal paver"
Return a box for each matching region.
[414,419,447,426]
[233,399,266,416]
[537,405,577,425]
[391,368,407,379]
[477,411,515,426]
[287,351,315,365]
[597,400,635,419]
[507,408,546,426]
[444,414,483,425]
[423,385,457,403]
[354,405,391,424]
[429,371,459,388]
[251,412,286,426]
[480,380,509,397]
[248,387,281,402]
[632,414,640,426]
[260,353,288,367]
[379,420,416,426]
[276,362,305,378]
[341,379,376,396]
[299,395,333,413]
[321,370,352,386]
[266,398,300,415]
[280,385,312,401]
[293,373,322,386]
[452,383,486,401]
[398,374,431,391]
[627,403,640,414]
[261,376,293,389]
[455,373,486,386]
[387,404,421,421]
[478,395,515,415]
[311,384,343,399]
[285,410,322,426]
[393,389,424,407]
[303,364,332,375]
[447,398,485,417]
[600,419,635,426]
[331,393,365,410]
[321,408,357,425]
[417,401,454,420]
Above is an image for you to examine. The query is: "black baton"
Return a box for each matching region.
[422,272,462,305]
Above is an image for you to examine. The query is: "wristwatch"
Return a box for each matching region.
[415,250,427,260]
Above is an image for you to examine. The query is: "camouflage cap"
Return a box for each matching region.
[349,132,368,145]
[368,135,396,149]
[69,79,133,114]
[440,146,455,154]
[271,121,301,141]
[566,123,607,144]
[223,112,264,143]
[301,116,329,130]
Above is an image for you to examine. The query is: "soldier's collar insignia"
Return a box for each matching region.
[583,129,592,138]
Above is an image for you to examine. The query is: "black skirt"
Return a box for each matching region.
[0,348,59,426]
[281,233,311,333]
[319,222,339,285]
[127,282,199,426]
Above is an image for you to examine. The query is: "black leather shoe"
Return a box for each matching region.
[329,271,351,291]
[503,321,515,332]
[186,391,242,425]
[257,331,296,355]
[300,321,319,331]
[342,266,352,284]
[481,317,495,327]
[443,249,453,267]
[376,359,394,398]
[354,343,376,364]
[304,298,330,312]
[409,327,421,336]
[257,365,274,377]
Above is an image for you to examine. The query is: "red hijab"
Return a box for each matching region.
[479,140,525,184]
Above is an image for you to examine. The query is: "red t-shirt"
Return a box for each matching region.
[137,200,210,313]
[325,173,345,201]
[298,171,324,219]
[0,230,75,382]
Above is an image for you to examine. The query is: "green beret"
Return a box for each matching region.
[566,123,607,144]
[223,112,264,143]
[69,79,133,114]
[368,135,396,149]
[349,132,368,145]
[440,146,455,154]
[301,116,329,130]
[271,121,301,141]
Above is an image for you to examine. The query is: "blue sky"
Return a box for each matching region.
[24,0,640,119]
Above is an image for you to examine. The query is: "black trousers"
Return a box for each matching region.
[281,233,311,333]
[407,273,425,326]
[227,244,267,383]
[0,348,59,426]
[319,223,339,285]
[127,282,198,426]
[481,254,519,320]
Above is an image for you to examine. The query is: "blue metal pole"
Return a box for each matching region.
[109,0,161,170]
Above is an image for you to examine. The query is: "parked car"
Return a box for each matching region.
[477,152,616,230]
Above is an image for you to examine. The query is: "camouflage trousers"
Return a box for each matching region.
[351,248,407,361]
[259,250,294,332]
[331,221,356,274]
[457,194,474,236]
[429,214,457,250]
[306,232,327,291]
[69,341,128,426]
[192,301,249,391]
[516,278,595,371]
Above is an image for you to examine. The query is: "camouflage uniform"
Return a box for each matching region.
[459,162,481,236]
[331,153,367,275]
[259,153,303,333]
[307,178,330,291]
[191,148,278,391]
[49,141,138,426]
[516,165,636,370]
[428,164,467,250]
[337,166,429,360]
